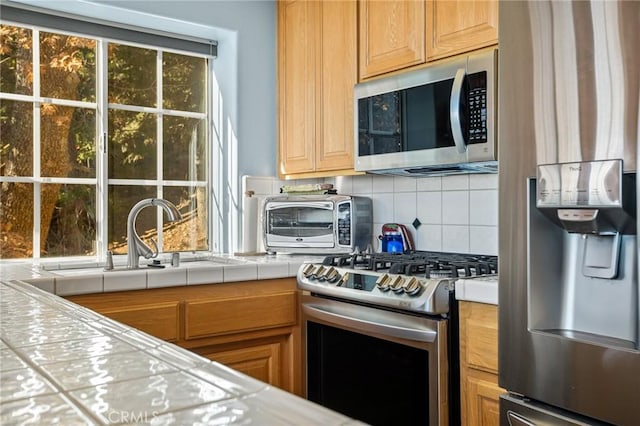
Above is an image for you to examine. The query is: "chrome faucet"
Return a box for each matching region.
[127,198,182,269]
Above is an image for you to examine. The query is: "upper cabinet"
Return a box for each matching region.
[277,0,358,179]
[358,1,426,80]
[359,0,498,80]
[426,0,499,61]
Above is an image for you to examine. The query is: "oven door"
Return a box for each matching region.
[265,202,335,248]
[301,294,449,426]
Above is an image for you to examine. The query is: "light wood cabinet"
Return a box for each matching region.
[459,301,505,426]
[426,0,498,61]
[358,0,426,80]
[358,0,498,80]
[277,0,358,178]
[67,278,302,396]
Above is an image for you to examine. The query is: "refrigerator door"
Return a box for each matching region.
[500,394,610,426]
[498,1,640,425]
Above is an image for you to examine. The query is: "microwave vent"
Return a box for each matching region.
[365,161,498,177]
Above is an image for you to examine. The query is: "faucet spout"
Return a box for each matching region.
[126,198,182,269]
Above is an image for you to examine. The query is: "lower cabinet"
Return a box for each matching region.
[66,278,301,395]
[459,301,505,426]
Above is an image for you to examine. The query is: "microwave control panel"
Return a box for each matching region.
[467,71,487,144]
[337,202,352,246]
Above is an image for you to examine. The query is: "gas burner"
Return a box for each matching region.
[322,250,497,278]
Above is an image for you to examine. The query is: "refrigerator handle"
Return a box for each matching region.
[450,68,467,154]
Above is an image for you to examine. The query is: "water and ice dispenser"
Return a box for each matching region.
[528,159,638,349]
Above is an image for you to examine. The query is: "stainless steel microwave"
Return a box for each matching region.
[354,48,497,176]
[263,195,372,254]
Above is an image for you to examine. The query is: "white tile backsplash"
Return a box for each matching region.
[372,193,394,225]
[442,191,469,225]
[470,226,498,255]
[469,190,498,226]
[393,176,417,192]
[372,176,394,193]
[393,192,417,224]
[442,175,469,190]
[242,173,499,256]
[417,191,442,224]
[443,225,470,253]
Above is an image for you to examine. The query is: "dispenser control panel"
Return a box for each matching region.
[537,159,622,207]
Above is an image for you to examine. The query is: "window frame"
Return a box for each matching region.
[0,19,216,265]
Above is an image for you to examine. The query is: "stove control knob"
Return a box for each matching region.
[375,274,391,291]
[302,264,315,278]
[324,267,340,283]
[389,275,405,293]
[313,265,326,281]
[403,277,423,296]
[336,272,349,287]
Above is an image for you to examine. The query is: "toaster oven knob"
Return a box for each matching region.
[403,277,423,296]
[389,275,405,293]
[375,274,391,291]
[325,267,340,283]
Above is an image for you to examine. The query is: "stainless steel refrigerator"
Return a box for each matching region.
[498,1,639,425]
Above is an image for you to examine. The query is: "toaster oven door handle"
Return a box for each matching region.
[450,67,467,154]
[266,202,333,210]
[302,303,437,343]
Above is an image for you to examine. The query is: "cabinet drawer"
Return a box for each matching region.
[184,292,296,340]
[100,302,180,342]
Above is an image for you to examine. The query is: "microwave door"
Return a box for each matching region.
[266,203,335,247]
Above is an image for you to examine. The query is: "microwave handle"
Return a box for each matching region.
[450,68,467,154]
[266,202,333,211]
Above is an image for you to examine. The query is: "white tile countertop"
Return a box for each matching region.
[455,276,499,305]
[0,254,324,297]
[0,279,362,425]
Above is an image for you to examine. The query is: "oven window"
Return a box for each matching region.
[307,321,429,425]
[268,207,333,238]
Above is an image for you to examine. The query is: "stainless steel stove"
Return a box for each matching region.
[297,250,498,315]
[299,250,497,425]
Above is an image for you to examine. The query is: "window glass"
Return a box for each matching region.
[41,184,96,257]
[40,31,96,102]
[163,52,206,112]
[163,116,206,181]
[1,99,33,176]
[0,25,33,95]
[108,110,157,179]
[163,186,207,252]
[41,105,96,178]
[108,43,156,107]
[0,183,33,258]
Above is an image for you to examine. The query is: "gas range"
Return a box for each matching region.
[297,251,498,315]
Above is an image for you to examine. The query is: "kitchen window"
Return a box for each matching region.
[0,9,216,262]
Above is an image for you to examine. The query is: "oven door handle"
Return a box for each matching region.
[302,303,437,343]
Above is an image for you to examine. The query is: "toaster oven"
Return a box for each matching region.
[263,195,372,254]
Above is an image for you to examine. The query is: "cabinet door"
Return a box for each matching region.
[199,341,283,387]
[359,0,426,80]
[464,376,502,426]
[315,0,357,171]
[278,0,316,174]
[426,0,498,61]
